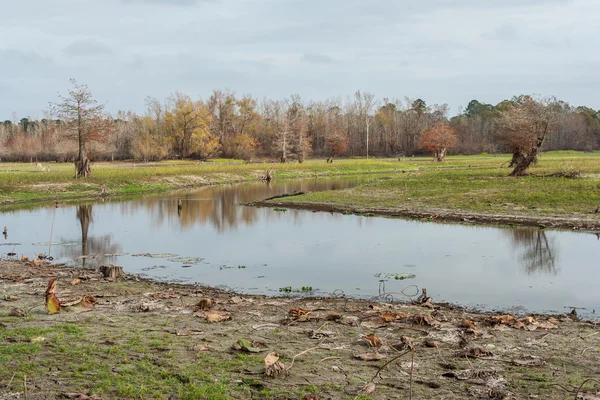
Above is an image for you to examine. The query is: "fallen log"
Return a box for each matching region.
[261,191,308,202]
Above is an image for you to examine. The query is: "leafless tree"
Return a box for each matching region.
[49,79,111,177]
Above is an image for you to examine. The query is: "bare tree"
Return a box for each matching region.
[49,79,110,177]
[354,91,376,158]
[495,96,557,176]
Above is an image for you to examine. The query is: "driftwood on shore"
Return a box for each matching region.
[261,191,308,202]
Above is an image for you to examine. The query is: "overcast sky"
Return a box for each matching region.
[1,0,599,118]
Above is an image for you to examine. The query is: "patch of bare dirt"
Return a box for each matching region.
[0,260,598,399]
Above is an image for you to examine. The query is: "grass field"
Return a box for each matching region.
[259,151,600,225]
[0,158,405,206]
[2,152,600,223]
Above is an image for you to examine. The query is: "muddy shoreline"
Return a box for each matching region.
[253,199,600,232]
[1,260,599,399]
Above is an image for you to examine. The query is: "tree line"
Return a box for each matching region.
[1,81,599,168]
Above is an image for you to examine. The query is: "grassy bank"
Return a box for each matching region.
[0,159,406,206]
[0,260,598,399]
[261,151,600,230]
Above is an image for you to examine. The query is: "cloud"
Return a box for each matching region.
[121,0,214,5]
[302,53,337,64]
[483,24,519,41]
[63,39,112,57]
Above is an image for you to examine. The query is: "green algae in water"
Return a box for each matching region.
[374,273,416,280]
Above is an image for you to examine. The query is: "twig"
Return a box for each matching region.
[581,347,596,356]
[285,346,326,371]
[574,378,600,400]
[100,313,116,323]
[24,375,27,400]
[370,350,410,382]
[319,356,342,363]
[7,372,16,389]
[409,348,415,400]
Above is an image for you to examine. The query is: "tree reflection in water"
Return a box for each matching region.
[507,228,558,275]
[58,204,122,268]
[116,179,355,234]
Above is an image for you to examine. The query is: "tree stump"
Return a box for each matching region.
[75,158,92,178]
[99,265,124,279]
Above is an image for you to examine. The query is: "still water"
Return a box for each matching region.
[1,177,598,319]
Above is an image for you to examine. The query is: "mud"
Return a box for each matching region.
[0,260,598,399]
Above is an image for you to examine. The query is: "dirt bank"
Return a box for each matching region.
[0,260,598,399]
[253,200,600,232]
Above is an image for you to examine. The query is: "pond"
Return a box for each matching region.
[1,177,598,319]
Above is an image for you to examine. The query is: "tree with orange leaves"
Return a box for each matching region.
[419,123,457,162]
[324,124,348,163]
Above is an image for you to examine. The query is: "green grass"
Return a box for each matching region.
[4,153,600,219]
[271,152,600,217]
[0,158,407,207]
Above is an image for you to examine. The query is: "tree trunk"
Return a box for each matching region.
[75,158,91,178]
[434,148,447,162]
[510,131,546,177]
[509,151,525,167]
[75,107,91,178]
[509,150,538,176]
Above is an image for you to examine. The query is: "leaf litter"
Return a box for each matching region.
[0,259,596,400]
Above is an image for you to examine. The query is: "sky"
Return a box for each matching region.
[1,0,599,118]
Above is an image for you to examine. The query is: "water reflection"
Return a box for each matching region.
[116,179,356,233]
[506,228,558,275]
[1,177,598,318]
[57,204,121,268]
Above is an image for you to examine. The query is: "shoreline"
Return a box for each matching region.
[0,260,598,399]
[253,199,600,232]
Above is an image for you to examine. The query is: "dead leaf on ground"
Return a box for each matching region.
[288,308,311,317]
[456,346,493,358]
[363,333,382,347]
[410,314,439,326]
[195,298,214,310]
[359,382,376,395]
[487,315,516,327]
[9,308,26,317]
[61,296,97,309]
[392,336,414,351]
[3,294,18,301]
[30,336,45,343]
[203,310,231,323]
[176,329,203,336]
[424,338,440,348]
[326,312,343,321]
[307,330,336,339]
[460,319,480,335]
[45,279,61,315]
[71,278,82,285]
[263,352,287,377]
[232,339,268,353]
[381,312,409,322]
[354,352,387,361]
[188,343,213,352]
